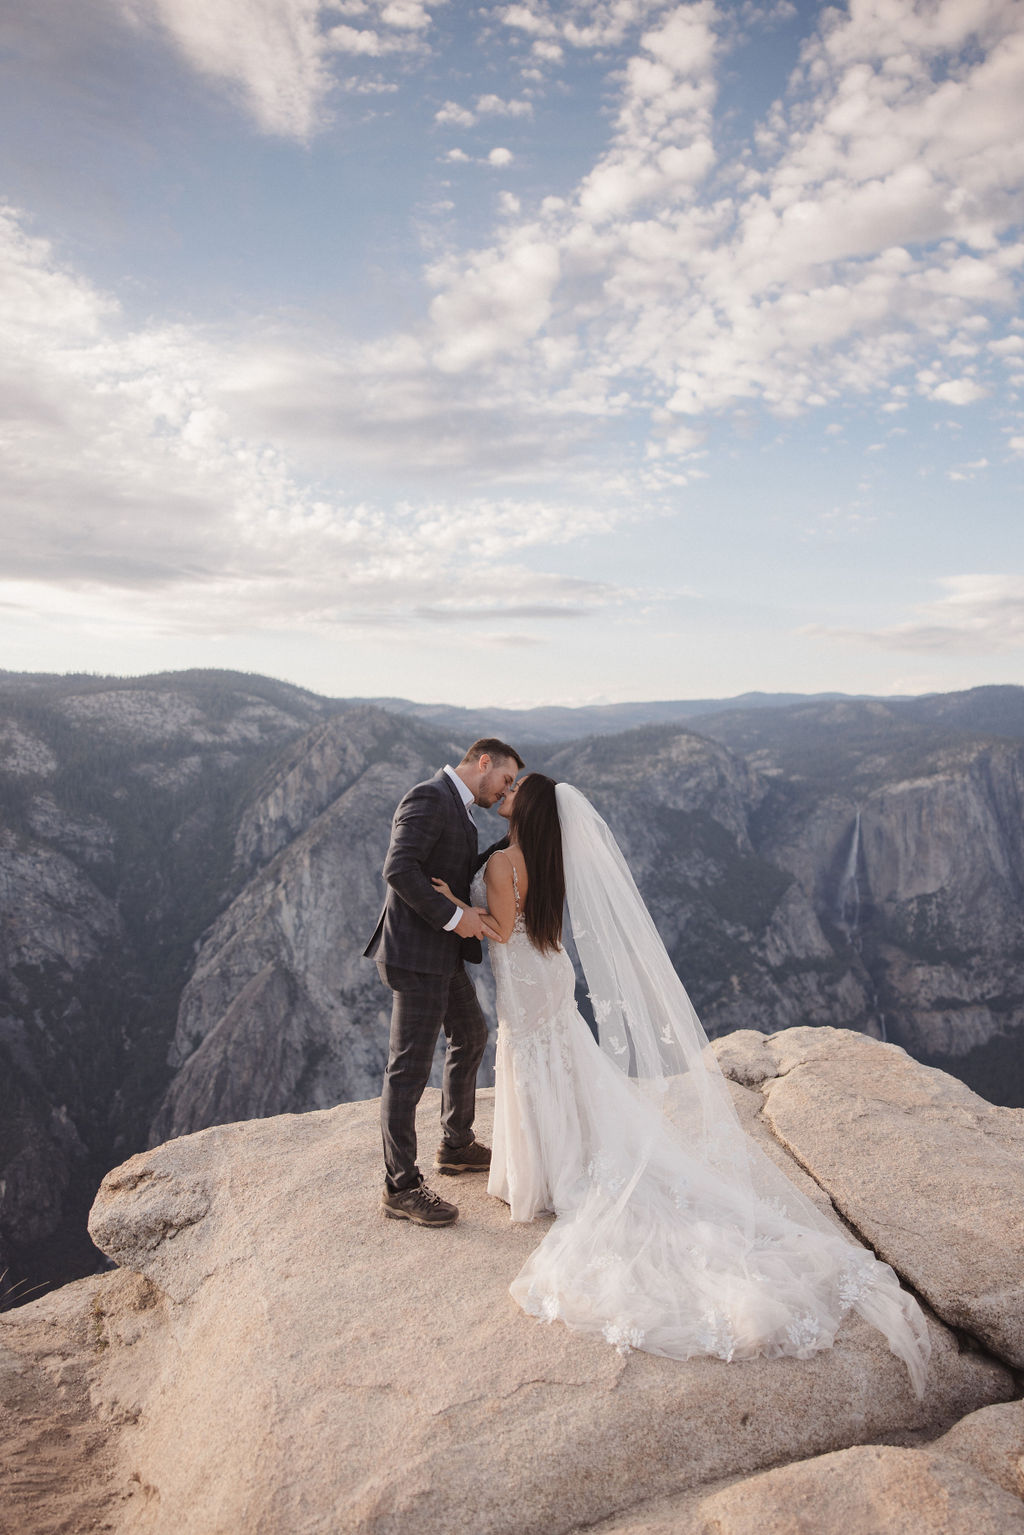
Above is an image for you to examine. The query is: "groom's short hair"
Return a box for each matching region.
[461,738,525,770]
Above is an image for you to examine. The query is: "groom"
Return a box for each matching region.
[365,738,524,1227]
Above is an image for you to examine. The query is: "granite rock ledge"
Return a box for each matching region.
[0,1028,1021,1535]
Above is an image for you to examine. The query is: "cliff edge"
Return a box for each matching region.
[2,1028,1022,1535]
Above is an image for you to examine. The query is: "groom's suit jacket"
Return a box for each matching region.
[364,770,484,976]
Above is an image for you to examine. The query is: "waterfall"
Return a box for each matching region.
[836,808,886,1042]
[837,808,861,933]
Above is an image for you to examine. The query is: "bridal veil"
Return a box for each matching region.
[507,784,930,1395]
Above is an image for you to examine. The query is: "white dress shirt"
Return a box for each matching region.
[441,765,475,930]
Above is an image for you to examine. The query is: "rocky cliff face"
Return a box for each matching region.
[700,701,1024,1085]
[3,673,1023,1308]
[150,710,479,1143]
[543,728,872,1040]
[0,671,333,1303]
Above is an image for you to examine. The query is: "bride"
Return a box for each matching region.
[438,773,930,1395]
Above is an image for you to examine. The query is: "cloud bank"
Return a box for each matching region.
[2,0,1023,683]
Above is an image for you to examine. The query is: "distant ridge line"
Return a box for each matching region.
[1,668,1021,747]
[347,689,916,745]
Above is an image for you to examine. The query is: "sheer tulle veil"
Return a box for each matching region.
[539,782,931,1395]
[556,781,750,1180]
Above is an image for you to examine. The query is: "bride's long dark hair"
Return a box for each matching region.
[508,773,565,954]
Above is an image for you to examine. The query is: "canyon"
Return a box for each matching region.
[1,670,1022,1304]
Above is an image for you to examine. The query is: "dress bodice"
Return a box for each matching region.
[476,857,577,1042]
[472,859,527,941]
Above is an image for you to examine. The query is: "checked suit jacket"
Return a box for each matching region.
[364,769,506,977]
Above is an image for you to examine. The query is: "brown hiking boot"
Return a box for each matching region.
[381,1181,458,1226]
[435,1139,491,1175]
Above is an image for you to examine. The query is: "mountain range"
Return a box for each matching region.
[1,669,1022,1307]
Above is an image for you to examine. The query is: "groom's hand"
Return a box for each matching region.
[455,905,502,942]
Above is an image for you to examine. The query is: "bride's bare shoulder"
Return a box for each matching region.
[485,846,527,888]
[484,847,513,881]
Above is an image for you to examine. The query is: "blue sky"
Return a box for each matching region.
[1,0,1022,706]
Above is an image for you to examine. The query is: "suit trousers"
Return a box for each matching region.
[378,961,489,1192]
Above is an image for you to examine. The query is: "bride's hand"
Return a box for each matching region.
[431,876,456,902]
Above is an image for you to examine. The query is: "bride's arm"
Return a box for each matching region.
[483,853,518,943]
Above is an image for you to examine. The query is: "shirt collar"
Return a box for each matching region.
[443,764,475,809]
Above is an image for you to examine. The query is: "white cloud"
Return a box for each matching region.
[118,0,434,137]
[930,378,989,404]
[501,0,677,54]
[804,575,1024,656]
[379,0,430,28]
[947,454,989,480]
[6,1,1024,682]
[428,238,560,370]
[500,5,558,39]
[576,6,719,223]
[645,421,705,458]
[338,73,400,94]
[421,0,1024,439]
[0,206,626,642]
[327,20,422,57]
[641,3,717,73]
[435,100,475,127]
[434,95,532,130]
[327,25,387,56]
[119,0,334,137]
[476,93,533,118]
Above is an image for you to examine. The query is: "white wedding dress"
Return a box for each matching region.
[474,785,930,1395]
